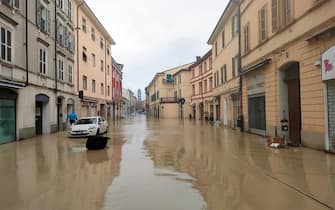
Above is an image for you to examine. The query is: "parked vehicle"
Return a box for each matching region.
[69,116,108,137]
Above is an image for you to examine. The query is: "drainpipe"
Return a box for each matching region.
[76,1,84,93]
[54,1,58,93]
[237,1,244,132]
[25,0,28,86]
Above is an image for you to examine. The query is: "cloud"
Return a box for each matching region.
[85,0,228,92]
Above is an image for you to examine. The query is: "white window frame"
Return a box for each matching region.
[68,63,73,84]
[0,25,13,63]
[58,58,64,81]
[39,47,47,74]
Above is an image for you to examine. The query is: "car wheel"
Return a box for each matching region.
[96,128,100,136]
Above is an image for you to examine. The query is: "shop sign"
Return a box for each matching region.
[322,45,335,81]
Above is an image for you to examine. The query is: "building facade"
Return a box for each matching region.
[146,63,193,119]
[111,57,123,120]
[208,1,241,128]
[74,0,115,120]
[190,51,214,121]
[173,68,192,119]
[0,0,77,144]
[239,0,335,151]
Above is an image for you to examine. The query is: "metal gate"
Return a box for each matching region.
[327,81,335,152]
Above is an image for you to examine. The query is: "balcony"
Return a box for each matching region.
[160,97,178,104]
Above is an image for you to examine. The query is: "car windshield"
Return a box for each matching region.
[75,118,97,125]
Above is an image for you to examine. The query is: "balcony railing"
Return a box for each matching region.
[162,78,174,84]
[160,97,178,103]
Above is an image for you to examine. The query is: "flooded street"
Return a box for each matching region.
[1,116,335,210]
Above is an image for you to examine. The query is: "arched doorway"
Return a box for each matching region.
[279,61,301,146]
[0,88,17,144]
[35,94,50,135]
[223,98,228,126]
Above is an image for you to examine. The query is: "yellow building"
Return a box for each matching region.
[146,63,193,119]
[74,0,115,119]
[207,2,241,127]
[240,0,335,151]
[190,50,214,120]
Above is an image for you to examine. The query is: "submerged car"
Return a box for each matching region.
[69,116,108,137]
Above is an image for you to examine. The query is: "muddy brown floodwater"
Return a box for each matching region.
[0,115,335,210]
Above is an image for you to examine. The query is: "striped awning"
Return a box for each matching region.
[0,80,25,89]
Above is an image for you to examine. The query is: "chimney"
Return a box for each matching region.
[196,56,201,62]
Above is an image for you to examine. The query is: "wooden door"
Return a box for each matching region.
[288,79,301,146]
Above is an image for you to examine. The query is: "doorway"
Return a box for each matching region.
[279,62,301,146]
[35,94,49,135]
[35,102,43,135]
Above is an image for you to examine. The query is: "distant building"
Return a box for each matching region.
[146,62,193,119]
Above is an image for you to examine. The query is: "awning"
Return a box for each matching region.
[0,80,25,89]
[241,59,272,75]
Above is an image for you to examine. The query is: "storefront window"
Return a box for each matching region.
[0,99,15,144]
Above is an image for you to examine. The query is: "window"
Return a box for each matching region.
[199,65,202,75]
[204,80,207,92]
[67,0,72,21]
[3,0,19,8]
[100,37,104,49]
[259,6,267,42]
[232,56,239,77]
[232,14,239,37]
[107,65,110,75]
[221,30,225,48]
[82,18,86,32]
[82,47,87,61]
[92,80,96,92]
[216,71,219,87]
[107,48,110,55]
[101,83,104,95]
[68,64,73,84]
[204,61,207,71]
[36,2,51,33]
[0,27,12,63]
[214,72,217,88]
[107,85,110,96]
[243,23,250,54]
[58,0,63,10]
[215,42,218,56]
[91,28,95,41]
[272,0,279,32]
[209,77,213,91]
[192,85,195,95]
[92,53,95,66]
[39,48,47,74]
[83,76,87,90]
[57,22,64,46]
[220,65,227,84]
[100,60,104,71]
[283,0,293,25]
[58,59,64,80]
[209,58,212,69]
[192,68,195,78]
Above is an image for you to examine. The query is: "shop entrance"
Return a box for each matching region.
[0,88,16,144]
[279,62,301,146]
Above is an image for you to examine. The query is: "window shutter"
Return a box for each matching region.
[36,0,41,28]
[47,9,51,33]
[272,0,278,32]
[14,0,19,8]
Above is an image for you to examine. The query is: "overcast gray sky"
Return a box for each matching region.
[85,0,228,95]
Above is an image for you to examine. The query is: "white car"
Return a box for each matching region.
[69,116,108,137]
